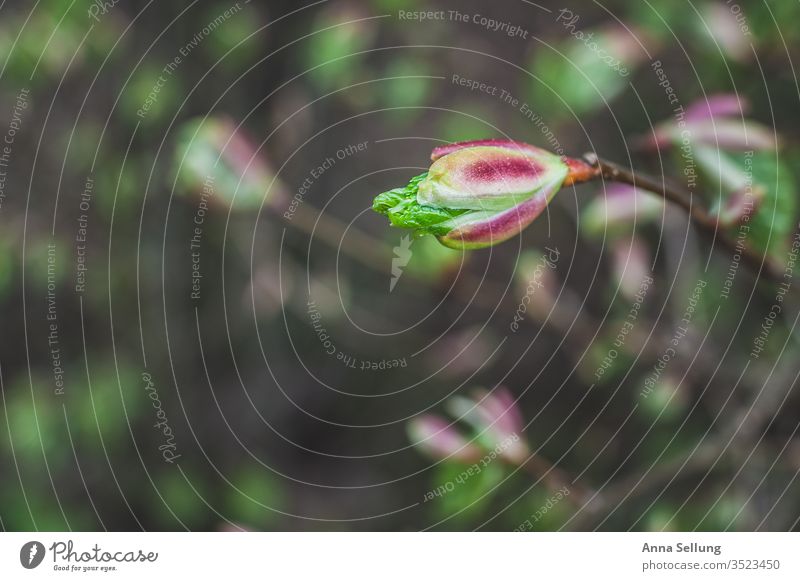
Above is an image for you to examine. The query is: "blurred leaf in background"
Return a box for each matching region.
[437,104,496,143]
[380,56,435,125]
[431,459,505,527]
[203,3,263,72]
[303,3,376,104]
[152,467,211,529]
[120,63,183,127]
[528,24,651,121]
[224,466,286,529]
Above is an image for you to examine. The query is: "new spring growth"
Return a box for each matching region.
[373,140,597,250]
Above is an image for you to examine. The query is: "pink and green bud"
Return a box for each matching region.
[645,94,777,152]
[174,116,284,210]
[373,140,594,250]
[445,386,530,465]
[407,414,482,463]
[700,3,751,63]
[581,183,665,238]
[685,94,748,121]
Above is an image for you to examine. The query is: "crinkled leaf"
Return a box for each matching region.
[529,30,639,120]
[373,172,473,237]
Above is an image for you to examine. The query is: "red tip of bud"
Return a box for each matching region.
[562,156,600,186]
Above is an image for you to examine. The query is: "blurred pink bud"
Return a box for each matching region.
[702,3,751,63]
[446,386,530,465]
[685,94,748,121]
[407,414,482,463]
[474,386,525,439]
[611,236,653,302]
[581,184,664,237]
[175,116,285,209]
[647,94,777,152]
[676,119,775,151]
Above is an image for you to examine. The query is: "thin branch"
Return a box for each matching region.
[583,154,786,284]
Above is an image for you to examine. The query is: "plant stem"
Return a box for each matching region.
[582,153,786,284]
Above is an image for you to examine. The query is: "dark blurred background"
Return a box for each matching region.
[1,0,800,531]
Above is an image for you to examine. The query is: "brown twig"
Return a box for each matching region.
[582,154,786,284]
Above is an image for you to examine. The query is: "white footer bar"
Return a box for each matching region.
[1,532,797,579]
